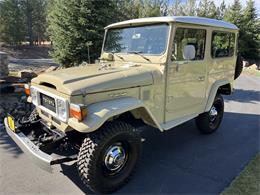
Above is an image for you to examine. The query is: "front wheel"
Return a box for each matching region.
[77,121,141,193]
[196,94,224,134]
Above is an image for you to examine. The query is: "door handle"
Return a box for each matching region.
[198,76,205,81]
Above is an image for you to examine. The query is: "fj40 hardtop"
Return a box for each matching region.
[5,16,242,193]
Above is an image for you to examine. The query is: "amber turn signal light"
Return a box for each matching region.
[24,84,30,95]
[70,104,87,121]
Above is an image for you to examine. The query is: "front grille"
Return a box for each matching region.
[40,93,56,113]
[30,86,68,122]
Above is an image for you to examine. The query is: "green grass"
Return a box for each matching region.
[242,68,260,78]
[255,71,260,78]
[221,154,260,195]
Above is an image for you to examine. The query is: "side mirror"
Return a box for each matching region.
[183,45,195,60]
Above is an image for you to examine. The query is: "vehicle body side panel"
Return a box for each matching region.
[205,28,237,111]
[165,24,208,121]
[29,20,238,133]
[67,97,163,132]
[204,79,232,112]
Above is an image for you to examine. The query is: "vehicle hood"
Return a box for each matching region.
[32,64,160,95]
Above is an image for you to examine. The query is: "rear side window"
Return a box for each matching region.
[172,28,206,61]
[211,31,235,58]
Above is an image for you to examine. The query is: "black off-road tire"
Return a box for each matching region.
[196,94,224,134]
[234,54,243,80]
[77,120,142,193]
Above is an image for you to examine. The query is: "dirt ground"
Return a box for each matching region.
[0,93,26,118]
[0,45,55,124]
[0,45,51,59]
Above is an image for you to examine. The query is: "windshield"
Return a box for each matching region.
[104,24,169,55]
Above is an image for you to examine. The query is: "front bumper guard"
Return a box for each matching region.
[4,118,53,172]
[4,118,77,173]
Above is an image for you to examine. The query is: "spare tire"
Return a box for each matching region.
[234,54,243,80]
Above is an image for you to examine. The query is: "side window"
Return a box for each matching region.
[211,31,235,58]
[172,28,206,61]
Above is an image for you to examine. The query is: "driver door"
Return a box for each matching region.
[165,27,207,122]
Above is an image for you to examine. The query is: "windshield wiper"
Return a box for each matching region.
[127,51,151,62]
[111,52,124,61]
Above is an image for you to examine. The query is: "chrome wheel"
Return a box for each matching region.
[196,94,224,134]
[104,143,127,173]
[209,106,218,122]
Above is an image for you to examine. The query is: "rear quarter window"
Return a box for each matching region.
[211,31,235,58]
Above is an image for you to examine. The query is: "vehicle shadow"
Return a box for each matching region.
[225,88,260,104]
[0,127,23,158]
[61,163,95,194]
[60,112,260,194]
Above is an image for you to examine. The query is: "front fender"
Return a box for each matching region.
[68,97,162,133]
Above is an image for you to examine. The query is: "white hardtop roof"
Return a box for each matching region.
[105,16,238,30]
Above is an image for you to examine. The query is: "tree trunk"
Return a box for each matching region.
[26,0,33,46]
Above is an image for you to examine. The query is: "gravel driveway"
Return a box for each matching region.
[8,58,58,72]
[0,75,259,194]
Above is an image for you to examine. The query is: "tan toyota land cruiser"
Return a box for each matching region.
[5,16,242,193]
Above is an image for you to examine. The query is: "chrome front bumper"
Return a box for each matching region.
[4,117,53,172]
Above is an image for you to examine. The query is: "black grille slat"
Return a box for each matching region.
[40,93,56,113]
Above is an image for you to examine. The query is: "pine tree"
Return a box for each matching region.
[181,0,197,16]
[242,0,259,59]
[0,0,48,45]
[47,0,117,67]
[114,0,136,21]
[224,0,245,56]
[140,0,161,17]
[224,0,243,25]
[21,0,34,45]
[160,0,169,16]
[216,0,226,20]
[168,0,181,16]
[20,0,48,45]
[115,0,166,20]
[32,0,48,45]
[197,0,218,18]
[0,0,25,44]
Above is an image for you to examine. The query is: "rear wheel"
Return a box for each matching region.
[196,94,224,134]
[77,120,141,193]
